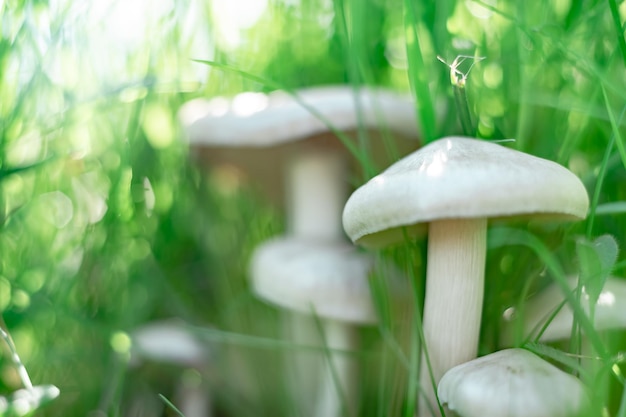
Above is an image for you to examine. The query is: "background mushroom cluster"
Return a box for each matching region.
[0,1,625,416]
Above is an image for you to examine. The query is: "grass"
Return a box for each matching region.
[0,0,625,416]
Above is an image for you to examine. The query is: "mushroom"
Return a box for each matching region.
[437,348,589,417]
[341,137,589,416]
[178,86,421,212]
[130,320,213,417]
[252,238,408,416]
[178,86,420,416]
[501,276,626,346]
[500,276,626,408]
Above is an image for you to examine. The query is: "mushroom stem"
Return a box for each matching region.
[285,149,357,415]
[314,320,358,417]
[418,218,487,417]
[288,150,347,241]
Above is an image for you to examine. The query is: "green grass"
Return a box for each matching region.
[0,0,625,416]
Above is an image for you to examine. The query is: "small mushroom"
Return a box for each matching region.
[130,320,213,417]
[437,348,589,417]
[179,86,421,416]
[500,276,626,407]
[252,237,408,417]
[342,137,589,416]
[501,276,626,345]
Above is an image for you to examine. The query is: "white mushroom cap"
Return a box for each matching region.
[343,137,590,248]
[501,276,626,345]
[438,348,589,417]
[179,86,419,146]
[342,137,589,417]
[250,237,407,324]
[130,320,208,367]
[179,85,423,236]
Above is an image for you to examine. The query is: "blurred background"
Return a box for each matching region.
[0,0,625,415]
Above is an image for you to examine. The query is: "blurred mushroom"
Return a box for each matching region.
[252,238,408,416]
[179,85,421,416]
[130,320,213,417]
[438,348,589,417]
[501,276,626,346]
[501,276,626,408]
[178,85,421,210]
[342,137,589,416]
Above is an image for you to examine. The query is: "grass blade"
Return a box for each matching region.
[159,394,186,417]
[607,0,626,66]
[403,0,437,143]
[601,87,626,171]
[489,227,609,360]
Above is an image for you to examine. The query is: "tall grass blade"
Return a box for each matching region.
[607,0,626,66]
[403,0,437,143]
[159,394,187,417]
[601,87,626,171]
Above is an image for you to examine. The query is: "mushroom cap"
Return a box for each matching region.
[342,137,590,248]
[250,236,408,324]
[178,86,423,206]
[438,348,589,417]
[131,320,208,367]
[179,86,419,146]
[501,276,626,345]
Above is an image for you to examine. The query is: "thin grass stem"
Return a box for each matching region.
[403,0,437,143]
[0,327,33,391]
[607,0,626,67]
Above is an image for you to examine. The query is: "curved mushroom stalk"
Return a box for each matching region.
[419,218,486,415]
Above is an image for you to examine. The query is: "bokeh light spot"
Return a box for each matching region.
[483,63,503,89]
[110,331,132,355]
[142,103,175,149]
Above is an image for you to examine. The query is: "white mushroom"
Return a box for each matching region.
[342,137,589,416]
[130,320,213,417]
[178,86,421,211]
[438,348,589,417]
[252,237,409,416]
[500,276,626,407]
[501,276,626,345]
[179,86,421,417]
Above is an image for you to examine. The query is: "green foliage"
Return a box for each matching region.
[577,235,619,316]
[0,0,625,416]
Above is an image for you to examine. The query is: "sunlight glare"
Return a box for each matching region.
[211,0,269,49]
[597,290,616,307]
[232,92,269,117]
[465,0,496,19]
[421,146,450,178]
[502,306,515,321]
[88,0,174,50]
[39,191,74,229]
